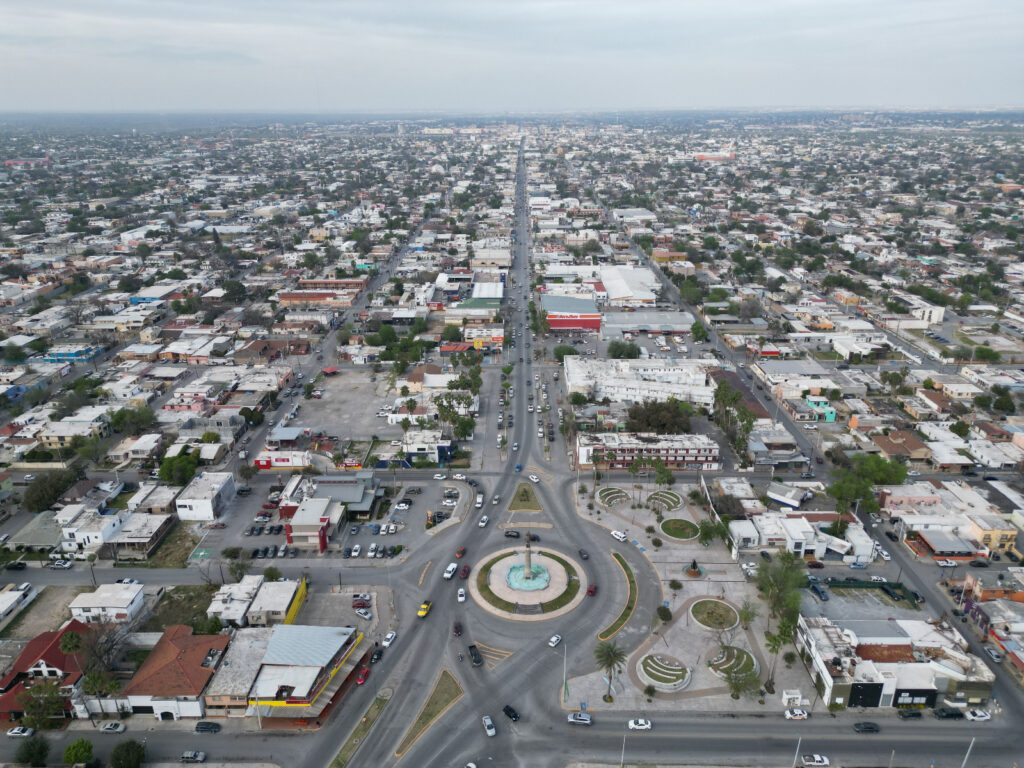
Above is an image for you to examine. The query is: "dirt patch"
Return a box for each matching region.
[0,586,90,639]
[147,522,201,568]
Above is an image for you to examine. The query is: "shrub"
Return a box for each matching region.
[16,735,49,767]
[656,605,672,622]
[651,537,663,548]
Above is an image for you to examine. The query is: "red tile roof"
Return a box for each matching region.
[122,625,228,698]
[0,619,91,692]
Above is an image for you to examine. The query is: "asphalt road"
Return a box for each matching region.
[3,144,1023,768]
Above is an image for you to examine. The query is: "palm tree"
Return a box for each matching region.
[59,630,85,718]
[593,641,627,702]
[81,670,117,719]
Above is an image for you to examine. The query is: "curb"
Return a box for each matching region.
[393,667,463,759]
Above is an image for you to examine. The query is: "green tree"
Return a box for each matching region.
[724,667,761,699]
[110,739,146,768]
[552,345,579,363]
[691,322,709,342]
[239,462,257,481]
[24,470,77,514]
[17,681,64,730]
[3,343,27,362]
[607,341,641,359]
[221,280,247,303]
[109,407,156,436]
[81,670,118,718]
[949,421,970,439]
[263,566,282,581]
[63,738,93,765]
[15,734,49,767]
[158,451,200,485]
[199,431,220,444]
[593,641,627,702]
[569,392,587,406]
[441,325,462,342]
[738,599,760,630]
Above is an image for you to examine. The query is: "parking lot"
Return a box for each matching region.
[297,583,395,639]
[337,479,474,562]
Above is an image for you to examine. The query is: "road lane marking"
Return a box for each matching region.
[474,641,514,671]
[418,560,432,587]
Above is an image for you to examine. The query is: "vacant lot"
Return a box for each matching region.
[141,585,218,632]
[0,586,89,639]
[147,522,201,568]
[292,368,402,443]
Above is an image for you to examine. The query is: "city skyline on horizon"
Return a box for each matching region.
[1,0,1021,113]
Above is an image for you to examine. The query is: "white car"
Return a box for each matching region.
[99,722,126,734]
[433,473,447,480]
[457,588,467,603]
[627,718,652,731]
[382,631,397,648]
[441,499,458,507]
[351,544,361,557]
[878,549,892,561]
[803,424,818,431]
[482,715,496,737]
[784,709,809,720]
[965,709,991,722]
[453,473,466,480]
[611,530,627,542]
[354,608,373,621]
[6,727,34,738]
[478,516,489,528]
[870,576,888,583]
[801,757,829,768]
[907,470,921,477]
[937,559,958,567]
[548,634,562,648]
[528,474,540,483]
[395,502,410,511]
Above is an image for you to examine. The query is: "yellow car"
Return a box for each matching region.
[417,600,433,618]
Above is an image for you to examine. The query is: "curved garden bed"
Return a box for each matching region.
[660,518,698,540]
[598,487,629,506]
[690,599,739,631]
[597,553,638,641]
[637,654,690,692]
[648,490,682,511]
[708,645,758,679]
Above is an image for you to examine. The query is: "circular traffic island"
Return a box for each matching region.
[470,547,586,621]
[660,518,698,540]
[690,599,739,631]
[709,646,759,680]
[637,653,690,693]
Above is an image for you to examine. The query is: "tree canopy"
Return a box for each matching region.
[625,399,693,434]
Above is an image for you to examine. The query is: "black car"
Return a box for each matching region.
[578,549,590,560]
[195,721,221,734]
[969,560,990,568]
[370,649,383,664]
[4,561,26,571]
[897,709,923,720]
[933,707,965,720]
[237,487,253,496]
[528,533,541,542]
[502,705,521,722]
[760,551,772,562]
[386,545,397,557]
[343,547,352,559]
[250,548,261,559]
[504,530,521,539]
[853,722,880,733]
[885,530,899,542]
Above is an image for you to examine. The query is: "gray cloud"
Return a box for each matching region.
[0,0,1020,111]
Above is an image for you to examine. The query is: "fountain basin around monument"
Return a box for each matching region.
[506,564,551,591]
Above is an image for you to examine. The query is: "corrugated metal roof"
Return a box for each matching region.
[263,625,354,668]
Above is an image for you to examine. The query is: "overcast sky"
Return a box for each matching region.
[2,0,1021,113]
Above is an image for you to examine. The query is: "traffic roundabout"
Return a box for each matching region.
[468,546,588,621]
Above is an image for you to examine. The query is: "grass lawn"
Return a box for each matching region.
[146,522,200,568]
[538,551,579,612]
[598,553,637,641]
[661,518,698,539]
[395,670,462,756]
[332,695,389,767]
[476,553,516,612]
[140,585,217,632]
[691,599,739,630]
[106,491,133,510]
[507,482,541,512]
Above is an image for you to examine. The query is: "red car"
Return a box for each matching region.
[459,565,471,579]
[261,501,278,510]
[587,584,597,596]
[355,667,370,686]
[351,599,371,609]
[807,561,825,569]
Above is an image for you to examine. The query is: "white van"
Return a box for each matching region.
[443,562,458,580]
[475,493,484,509]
